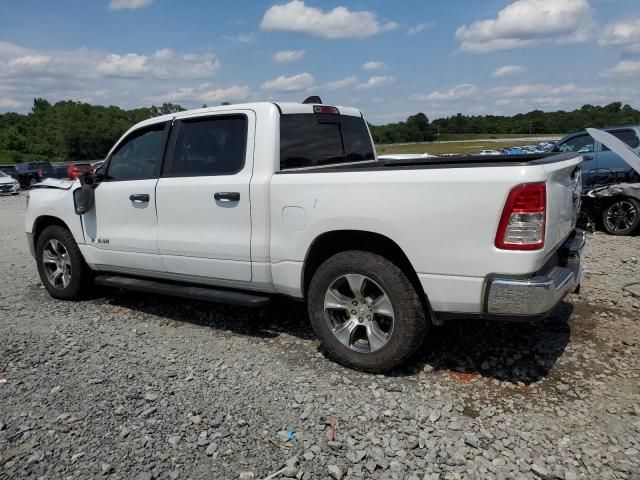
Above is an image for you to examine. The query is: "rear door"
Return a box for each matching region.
[595,128,640,185]
[155,111,255,283]
[82,122,169,272]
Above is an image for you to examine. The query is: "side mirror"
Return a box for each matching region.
[73,171,98,215]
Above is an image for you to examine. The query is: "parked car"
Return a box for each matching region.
[0,170,20,195]
[25,100,585,372]
[14,161,53,188]
[0,164,18,179]
[553,125,640,235]
[476,150,502,156]
[50,162,95,180]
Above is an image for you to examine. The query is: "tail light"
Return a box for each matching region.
[37,169,43,178]
[495,182,546,250]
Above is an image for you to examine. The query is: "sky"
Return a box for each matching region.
[0,0,639,123]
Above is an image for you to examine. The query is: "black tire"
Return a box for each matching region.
[11,192,19,196]
[601,197,640,236]
[307,250,428,373]
[36,225,91,300]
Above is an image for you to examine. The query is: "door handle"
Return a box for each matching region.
[583,155,593,161]
[214,192,240,202]
[129,194,150,202]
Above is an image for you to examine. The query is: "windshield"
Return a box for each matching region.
[0,170,7,177]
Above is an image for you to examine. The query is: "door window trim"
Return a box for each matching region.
[161,113,249,178]
[101,121,172,182]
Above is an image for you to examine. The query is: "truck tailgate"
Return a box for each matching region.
[542,155,582,251]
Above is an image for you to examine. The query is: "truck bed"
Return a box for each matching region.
[277,152,569,174]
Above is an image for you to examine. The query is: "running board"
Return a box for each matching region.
[94,275,270,308]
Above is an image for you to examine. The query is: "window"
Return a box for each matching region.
[602,129,639,151]
[557,134,594,154]
[106,124,166,181]
[280,113,375,170]
[170,116,247,176]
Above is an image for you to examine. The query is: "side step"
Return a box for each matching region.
[94,275,270,308]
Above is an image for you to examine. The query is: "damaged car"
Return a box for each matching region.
[555,126,640,235]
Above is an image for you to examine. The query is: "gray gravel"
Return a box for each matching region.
[1,193,640,479]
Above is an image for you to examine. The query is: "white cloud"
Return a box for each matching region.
[362,61,384,71]
[455,0,595,53]
[261,72,315,92]
[599,18,640,46]
[0,98,22,109]
[109,0,154,10]
[159,83,253,104]
[324,76,358,90]
[602,60,640,77]
[222,33,256,44]
[490,83,594,98]
[273,50,305,63]
[407,23,431,35]
[260,0,397,39]
[0,41,223,111]
[414,83,478,102]
[357,76,395,89]
[492,64,526,77]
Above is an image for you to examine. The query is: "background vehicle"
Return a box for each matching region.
[0,164,18,179]
[14,161,53,188]
[0,170,20,195]
[476,149,502,156]
[25,101,584,372]
[554,125,640,235]
[51,161,94,180]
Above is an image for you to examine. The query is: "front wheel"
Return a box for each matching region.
[36,225,91,300]
[602,197,640,235]
[307,251,428,373]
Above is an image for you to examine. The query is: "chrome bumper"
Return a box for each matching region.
[485,229,586,317]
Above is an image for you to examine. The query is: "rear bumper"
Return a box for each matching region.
[484,229,585,319]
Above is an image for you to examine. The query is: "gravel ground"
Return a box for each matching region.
[1,193,639,480]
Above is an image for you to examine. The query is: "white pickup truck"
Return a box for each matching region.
[25,100,585,372]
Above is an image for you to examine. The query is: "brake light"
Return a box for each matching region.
[37,169,43,178]
[495,182,546,250]
[313,105,339,114]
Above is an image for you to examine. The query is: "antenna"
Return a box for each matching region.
[303,96,322,104]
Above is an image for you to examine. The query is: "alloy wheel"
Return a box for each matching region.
[323,273,394,353]
[42,239,72,290]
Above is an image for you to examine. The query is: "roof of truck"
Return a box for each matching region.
[134,101,362,129]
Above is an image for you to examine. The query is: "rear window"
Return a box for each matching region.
[602,129,640,151]
[28,162,52,172]
[280,113,374,170]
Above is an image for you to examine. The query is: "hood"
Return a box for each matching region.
[0,176,16,185]
[32,178,76,190]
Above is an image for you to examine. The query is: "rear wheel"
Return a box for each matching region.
[602,197,640,235]
[307,251,427,372]
[36,225,91,300]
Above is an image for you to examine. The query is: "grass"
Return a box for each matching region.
[435,133,562,141]
[376,140,541,156]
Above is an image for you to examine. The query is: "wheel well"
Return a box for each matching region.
[32,216,70,247]
[302,230,429,310]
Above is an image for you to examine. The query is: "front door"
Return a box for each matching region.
[155,111,254,283]
[83,122,169,272]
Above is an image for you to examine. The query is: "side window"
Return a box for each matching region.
[602,129,640,151]
[557,134,594,154]
[170,115,247,176]
[106,124,166,181]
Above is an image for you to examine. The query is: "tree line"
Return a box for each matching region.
[1,99,639,163]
